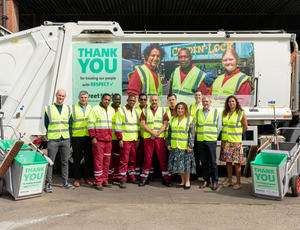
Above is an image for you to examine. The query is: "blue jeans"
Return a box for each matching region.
[197,141,218,183]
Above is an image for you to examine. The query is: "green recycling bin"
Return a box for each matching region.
[251,152,288,200]
[4,151,48,200]
[0,139,32,151]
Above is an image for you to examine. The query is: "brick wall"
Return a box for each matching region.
[0,0,19,32]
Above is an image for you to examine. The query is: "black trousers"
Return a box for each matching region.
[197,141,218,183]
[71,136,93,179]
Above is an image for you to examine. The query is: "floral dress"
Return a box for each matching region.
[166,118,196,174]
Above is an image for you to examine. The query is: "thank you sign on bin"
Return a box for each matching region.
[18,164,47,196]
[252,165,279,196]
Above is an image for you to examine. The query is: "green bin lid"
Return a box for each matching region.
[0,139,32,151]
[250,152,287,167]
[14,151,48,166]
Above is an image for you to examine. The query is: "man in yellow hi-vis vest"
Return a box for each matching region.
[44,89,74,193]
[169,48,207,98]
[71,91,93,187]
[127,44,165,96]
[196,96,222,191]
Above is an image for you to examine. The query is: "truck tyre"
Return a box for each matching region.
[291,175,300,197]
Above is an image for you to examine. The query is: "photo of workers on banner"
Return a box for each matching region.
[122,42,254,107]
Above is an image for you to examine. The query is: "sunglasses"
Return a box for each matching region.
[139,98,147,101]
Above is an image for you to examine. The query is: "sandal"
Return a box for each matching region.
[223,181,233,188]
[233,183,242,190]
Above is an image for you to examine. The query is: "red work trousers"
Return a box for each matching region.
[92,141,112,186]
[118,141,137,182]
[109,140,120,180]
[140,138,170,181]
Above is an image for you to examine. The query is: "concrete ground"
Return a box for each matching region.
[0,176,300,230]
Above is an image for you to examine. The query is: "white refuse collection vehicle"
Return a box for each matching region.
[0,21,299,150]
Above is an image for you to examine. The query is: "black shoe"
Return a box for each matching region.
[162,179,172,187]
[103,183,112,188]
[128,179,139,184]
[119,181,126,189]
[95,185,103,191]
[184,185,191,190]
[176,184,185,188]
[211,182,218,191]
[138,180,147,187]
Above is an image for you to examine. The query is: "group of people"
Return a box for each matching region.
[44,88,247,192]
[127,45,253,99]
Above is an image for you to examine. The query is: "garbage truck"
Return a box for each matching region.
[0,21,299,152]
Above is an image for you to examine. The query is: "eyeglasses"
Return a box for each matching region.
[139,98,147,101]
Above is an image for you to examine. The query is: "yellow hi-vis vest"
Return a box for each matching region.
[222,110,244,143]
[196,108,219,141]
[211,72,252,96]
[143,107,165,139]
[136,105,146,137]
[165,107,174,138]
[128,64,162,95]
[188,103,202,121]
[87,105,114,131]
[110,106,118,141]
[45,104,71,140]
[71,104,92,137]
[170,116,193,150]
[171,66,206,96]
[115,106,139,141]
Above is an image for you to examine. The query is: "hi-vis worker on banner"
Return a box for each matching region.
[44,89,75,193]
[88,93,114,191]
[127,44,165,96]
[170,48,207,99]
[115,95,140,189]
[71,91,93,187]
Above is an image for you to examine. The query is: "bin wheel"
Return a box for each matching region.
[0,179,3,195]
[291,175,300,197]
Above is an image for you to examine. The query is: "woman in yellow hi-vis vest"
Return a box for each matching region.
[209,48,252,106]
[166,102,196,190]
[221,96,248,190]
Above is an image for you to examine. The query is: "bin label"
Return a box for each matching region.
[18,164,47,196]
[252,165,279,196]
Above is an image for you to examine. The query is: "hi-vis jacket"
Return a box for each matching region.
[169,116,193,150]
[196,108,219,141]
[71,104,92,137]
[222,110,244,143]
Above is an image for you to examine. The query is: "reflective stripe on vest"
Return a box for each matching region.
[46,104,70,140]
[211,72,251,96]
[115,106,139,141]
[71,104,92,137]
[110,106,118,140]
[132,65,163,95]
[222,110,243,143]
[87,105,114,131]
[143,107,165,138]
[171,66,206,96]
[170,116,192,150]
[196,108,218,141]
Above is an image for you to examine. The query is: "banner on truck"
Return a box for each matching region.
[72,44,122,105]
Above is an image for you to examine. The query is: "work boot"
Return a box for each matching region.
[162,179,172,187]
[44,183,53,193]
[138,180,147,187]
[119,181,126,189]
[103,183,112,188]
[63,182,75,190]
[95,185,103,191]
[128,178,139,184]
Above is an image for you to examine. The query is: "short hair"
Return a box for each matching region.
[174,102,189,117]
[202,95,211,102]
[194,89,202,95]
[112,93,121,99]
[222,48,239,62]
[150,94,159,100]
[101,93,111,99]
[79,90,88,96]
[143,44,165,61]
[167,93,177,99]
[127,94,136,100]
[139,93,147,100]
[179,48,192,57]
[56,89,66,95]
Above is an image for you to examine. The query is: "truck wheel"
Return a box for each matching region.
[291,175,300,197]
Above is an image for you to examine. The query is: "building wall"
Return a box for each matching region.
[0,0,19,32]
